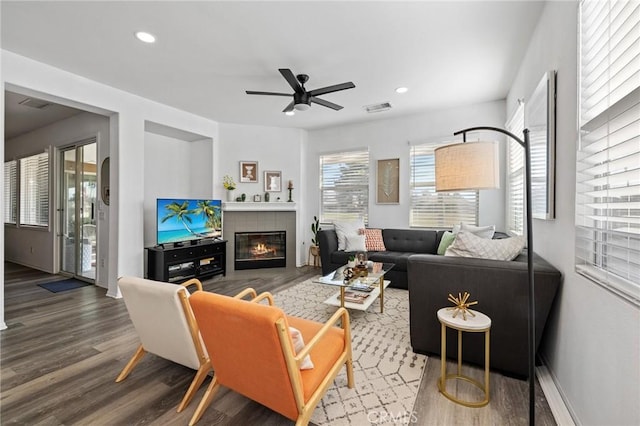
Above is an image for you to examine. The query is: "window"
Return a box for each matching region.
[4,160,17,224]
[506,103,525,236]
[19,152,50,227]
[576,0,640,304]
[319,149,369,223]
[410,143,478,228]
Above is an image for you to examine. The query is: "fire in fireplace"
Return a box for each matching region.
[235,231,286,270]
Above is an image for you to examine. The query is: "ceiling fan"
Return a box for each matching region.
[246,68,355,113]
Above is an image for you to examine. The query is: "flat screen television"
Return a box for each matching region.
[157,198,222,246]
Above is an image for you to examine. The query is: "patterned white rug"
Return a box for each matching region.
[275,278,427,425]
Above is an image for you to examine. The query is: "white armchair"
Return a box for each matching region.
[115,276,209,412]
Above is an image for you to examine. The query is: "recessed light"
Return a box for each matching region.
[135,31,156,43]
[285,111,295,116]
[395,87,408,94]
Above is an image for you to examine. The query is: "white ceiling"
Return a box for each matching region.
[1,1,545,132]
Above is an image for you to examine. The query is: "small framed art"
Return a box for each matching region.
[264,170,282,192]
[240,161,258,183]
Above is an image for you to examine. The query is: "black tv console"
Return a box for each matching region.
[146,239,226,283]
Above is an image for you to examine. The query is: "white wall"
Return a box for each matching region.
[1,50,219,317]
[305,100,507,235]
[507,2,639,425]
[217,123,305,265]
[143,133,201,247]
[4,111,110,283]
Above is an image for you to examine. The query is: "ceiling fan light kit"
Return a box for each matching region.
[246,68,355,113]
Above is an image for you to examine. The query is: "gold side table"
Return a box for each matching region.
[437,307,491,407]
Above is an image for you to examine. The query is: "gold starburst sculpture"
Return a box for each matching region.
[447,292,478,320]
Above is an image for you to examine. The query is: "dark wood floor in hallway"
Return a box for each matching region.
[1,262,556,425]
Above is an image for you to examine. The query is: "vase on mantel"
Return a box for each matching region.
[227,190,235,202]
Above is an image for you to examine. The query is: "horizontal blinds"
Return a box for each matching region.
[506,104,525,235]
[576,0,640,304]
[19,152,49,227]
[4,160,17,224]
[410,143,478,228]
[319,149,369,223]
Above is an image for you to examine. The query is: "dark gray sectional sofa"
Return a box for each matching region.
[318,228,446,289]
[317,227,562,379]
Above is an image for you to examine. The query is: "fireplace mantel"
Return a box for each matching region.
[222,202,297,212]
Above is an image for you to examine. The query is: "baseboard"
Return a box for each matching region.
[536,363,576,426]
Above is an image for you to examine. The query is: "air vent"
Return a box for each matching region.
[364,102,392,113]
[19,98,51,109]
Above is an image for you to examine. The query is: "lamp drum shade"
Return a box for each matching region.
[435,141,500,192]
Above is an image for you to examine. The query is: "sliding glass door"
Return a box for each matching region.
[60,140,97,281]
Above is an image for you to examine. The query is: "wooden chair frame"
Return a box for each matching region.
[189,289,354,426]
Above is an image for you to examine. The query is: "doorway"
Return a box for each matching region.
[60,139,97,281]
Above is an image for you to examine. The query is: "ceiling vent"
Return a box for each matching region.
[363,102,392,113]
[19,97,51,109]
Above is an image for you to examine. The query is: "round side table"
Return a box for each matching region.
[437,307,491,407]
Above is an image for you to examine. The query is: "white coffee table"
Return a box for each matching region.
[314,263,394,313]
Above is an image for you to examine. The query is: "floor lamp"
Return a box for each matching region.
[434,126,535,425]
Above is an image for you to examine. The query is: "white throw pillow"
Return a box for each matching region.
[289,326,314,370]
[344,234,367,252]
[445,231,525,261]
[334,219,365,251]
[452,222,496,239]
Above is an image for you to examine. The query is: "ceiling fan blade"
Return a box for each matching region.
[311,96,343,111]
[283,101,295,113]
[246,90,291,97]
[279,68,303,94]
[309,82,355,97]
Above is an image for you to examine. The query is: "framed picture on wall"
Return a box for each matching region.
[376,158,400,204]
[240,161,258,183]
[264,170,282,192]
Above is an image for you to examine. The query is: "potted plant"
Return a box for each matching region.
[223,175,236,202]
[310,215,322,259]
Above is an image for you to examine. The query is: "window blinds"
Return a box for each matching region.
[19,152,49,227]
[319,149,369,223]
[576,0,640,304]
[410,143,478,228]
[4,160,17,224]
[506,104,525,236]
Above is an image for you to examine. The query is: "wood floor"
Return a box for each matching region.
[1,262,556,425]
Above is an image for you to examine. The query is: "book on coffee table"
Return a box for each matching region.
[349,282,375,292]
[340,291,369,304]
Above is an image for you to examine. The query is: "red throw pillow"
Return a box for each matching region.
[364,229,386,252]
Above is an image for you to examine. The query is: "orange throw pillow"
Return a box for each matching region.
[364,229,386,251]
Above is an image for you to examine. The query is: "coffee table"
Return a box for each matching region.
[314,263,395,313]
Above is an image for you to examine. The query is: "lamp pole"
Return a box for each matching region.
[453,126,535,425]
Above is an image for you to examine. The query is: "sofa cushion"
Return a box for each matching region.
[452,222,496,239]
[368,251,413,271]
[364,229,386,251]
[445,231,525,261]
[437,231,456,255]
[382,229,438,253]
[344,233,366,252]
[334,219,365,251]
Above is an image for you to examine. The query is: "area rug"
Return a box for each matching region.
[37,278,90,293]
[274,278,427,425]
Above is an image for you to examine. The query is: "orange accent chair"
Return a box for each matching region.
[188,289,354,426]
[116,276,257,413]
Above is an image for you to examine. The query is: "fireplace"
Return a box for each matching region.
[235,231,286,270]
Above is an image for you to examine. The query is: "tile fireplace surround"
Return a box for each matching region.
[222,202,297,272]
